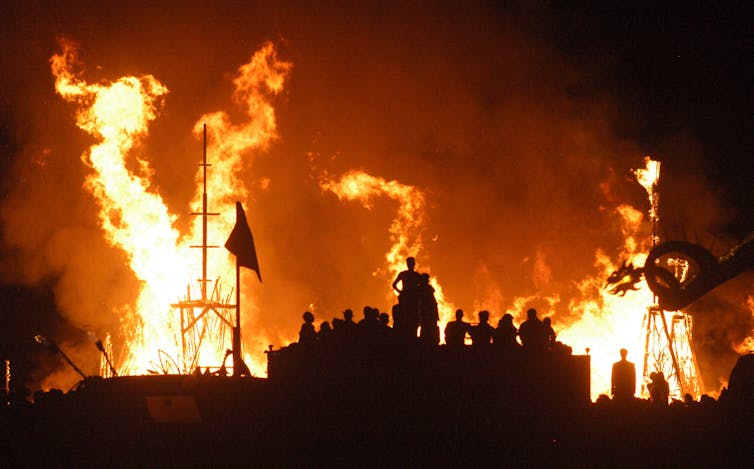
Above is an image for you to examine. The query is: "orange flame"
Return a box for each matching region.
[188,41,291,375]
[321,170,456,335]
[51,40,289,376]
[557,204,653,399]
[52,39,185,373]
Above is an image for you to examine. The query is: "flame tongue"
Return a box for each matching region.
[321,170,456,336]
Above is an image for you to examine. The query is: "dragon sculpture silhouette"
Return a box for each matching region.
[606,232,754,311]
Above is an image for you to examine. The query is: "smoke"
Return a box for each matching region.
[1,2,750,390]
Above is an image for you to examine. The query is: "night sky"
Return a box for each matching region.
[1,1,753,391]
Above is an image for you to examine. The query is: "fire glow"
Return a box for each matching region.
[49,40,721,401]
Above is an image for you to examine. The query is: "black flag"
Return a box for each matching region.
[225,201,262,282]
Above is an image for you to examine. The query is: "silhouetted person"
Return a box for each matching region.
[375,312,391,340]
[334,309,357,343]
[318,321,333,341]
[518,308,547,352]
[393,257,421,330]
[470,310,495,347]
[392,303,416,342]
[611,348,636,402]
[444,309,469,348]
[543,317,556,350]
[417,273,439,346]
[342,309,358,336]
[648,371,670,406]
[358,306,381,337]
[299,311,317,344]
[493,313,519,351]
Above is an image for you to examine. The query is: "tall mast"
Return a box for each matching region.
[192,123,219,298]
[178,123,233,374]
[201,124,208,300]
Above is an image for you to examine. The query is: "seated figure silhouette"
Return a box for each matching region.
[611,348,636,402]
[444,309,469,348]
[493,313,519,351]
[358,306,382,338]
[318,321,333,341]
[518,308,547,352]
[648,371,670,406]
[417,273,439,346]
[543,317,556,350]
[333,309,358,343]
[298,311,317,344]
[377,312,392,336]
[470,310,495,347]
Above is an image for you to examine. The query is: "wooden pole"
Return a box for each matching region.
[232,259,242,376]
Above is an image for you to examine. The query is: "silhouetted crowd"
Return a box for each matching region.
[296,257,572,356]
[2,258,752,467]
[289,257,754,414]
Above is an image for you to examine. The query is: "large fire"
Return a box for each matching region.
[50,39,714,401]
[52,39,290,376]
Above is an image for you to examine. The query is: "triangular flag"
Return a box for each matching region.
[225,201,262,282]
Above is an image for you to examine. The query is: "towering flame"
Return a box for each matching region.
[321,170,456,333]
[52,39,186,373]
[558,158,661,399]
[557,204,654,399]
[51,40,290,376]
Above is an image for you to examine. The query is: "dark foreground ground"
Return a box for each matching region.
[2,348,752,467]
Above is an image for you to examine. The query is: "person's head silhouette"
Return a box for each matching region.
[479,310,490,324]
